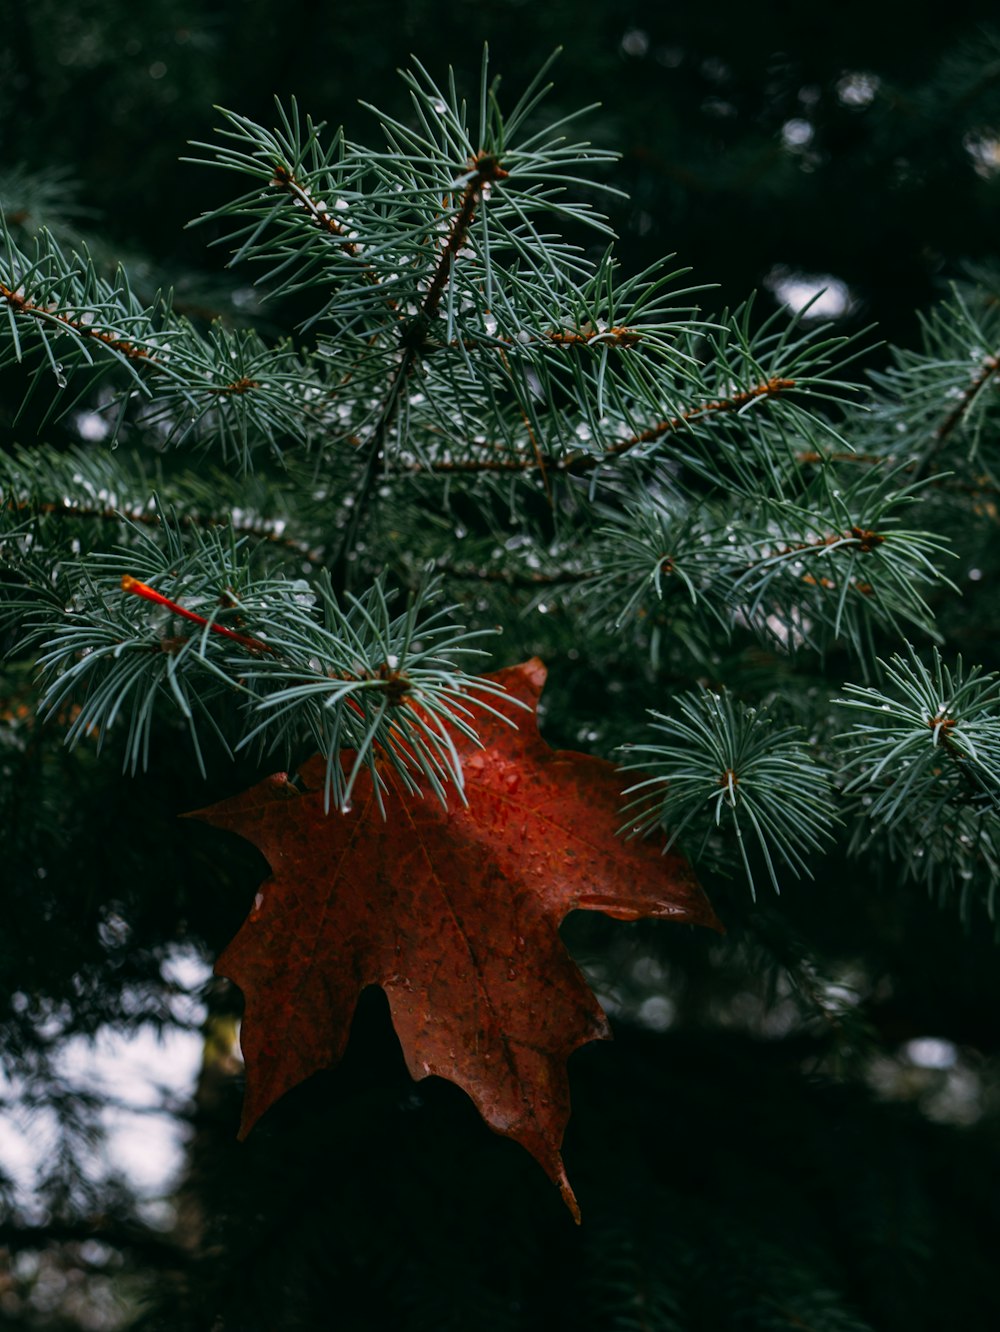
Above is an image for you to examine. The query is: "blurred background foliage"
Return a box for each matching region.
[4,2,1000,1328]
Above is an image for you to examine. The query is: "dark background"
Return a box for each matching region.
[4,3,1000,1329]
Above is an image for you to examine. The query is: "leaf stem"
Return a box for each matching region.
[120,575,274,653]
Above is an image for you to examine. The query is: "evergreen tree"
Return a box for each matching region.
[3,9,1000,1330]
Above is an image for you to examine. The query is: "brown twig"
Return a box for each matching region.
[772,526,885,559]
[4,496,325,563]
[333,152,508,585]
[910,346,1000,481]
[270,165,366,261]
[204,375,261,396]
[400,375,798,477]
[933,351,1000,445]
[421,153,508,322]
[0,281,154,361]
[450,324,644,353]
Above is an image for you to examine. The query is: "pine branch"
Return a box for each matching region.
[620,689,838,898]
[862,286,1000,479]
[0,49,991,926]
[837,645,1000,915]
[11,515,512,804]
[394,373,799,476]
[0,444,323,563]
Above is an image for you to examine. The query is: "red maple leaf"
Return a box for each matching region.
[189,659,720,1219]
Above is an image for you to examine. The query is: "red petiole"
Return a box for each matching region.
[120,574,273,653]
